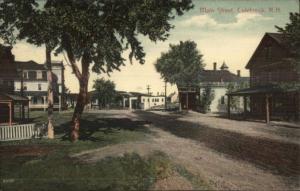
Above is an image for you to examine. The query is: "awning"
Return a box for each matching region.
[227,85,299,96]
[0,93,28,103]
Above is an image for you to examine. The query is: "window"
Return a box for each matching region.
[142,99,145,103]
[42,71,47,80]
[28,71,37,80]
[32,97,37,104]
[38,84,42,91]
[23,72,28,79]
[221,96,225,105]
[148,98,150,102]
[152,98,154,102]
[23,83,27,90]
[162,98,164,102]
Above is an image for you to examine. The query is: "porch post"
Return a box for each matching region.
[58,95,61,112]
[9,102,12,126]
[27,102,30,120]
[129,97,132,110]
[243,96,247,119]
[265,95,270,124]
[227,95,231,119]
[186,92,189,110]
[122,97,126,109]
[43,96,47,111]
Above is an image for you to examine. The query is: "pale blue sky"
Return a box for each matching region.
[10,0,299,94]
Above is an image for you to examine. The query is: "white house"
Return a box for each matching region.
[199,62,249,113]
[14,60,65,111]
[120,92,165,110]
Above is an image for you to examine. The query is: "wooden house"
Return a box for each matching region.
[228,33,299,122]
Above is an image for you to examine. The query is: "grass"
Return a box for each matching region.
[0,111,209,190]
[0,111,155,190]
[1,151,171,191]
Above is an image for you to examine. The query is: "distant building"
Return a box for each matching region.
[199,62,249,113]
[228,33,299,121]
[13,60,65,111]
[89,90,165,110]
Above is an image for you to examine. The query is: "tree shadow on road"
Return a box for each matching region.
[135,111,300,177]
[54,118,152,142]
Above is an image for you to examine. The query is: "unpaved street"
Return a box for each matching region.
[74,110,300,190]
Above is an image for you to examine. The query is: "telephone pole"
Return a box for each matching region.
[164,80,167,110]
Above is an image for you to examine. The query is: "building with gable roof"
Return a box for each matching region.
[228,33,299,122]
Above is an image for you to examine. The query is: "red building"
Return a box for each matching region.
[228,33,299,122]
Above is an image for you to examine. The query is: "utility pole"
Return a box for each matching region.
[147,85,151,95]
[164,80,167,110]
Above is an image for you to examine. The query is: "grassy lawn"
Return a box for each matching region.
[0,111,208,190]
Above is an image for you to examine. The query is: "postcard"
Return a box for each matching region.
[0,0,299,190]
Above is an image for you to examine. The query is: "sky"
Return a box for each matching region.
[8,0,299,94]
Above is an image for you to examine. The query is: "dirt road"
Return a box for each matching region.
[73,110,300,190]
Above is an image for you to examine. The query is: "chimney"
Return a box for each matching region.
[213,62,217,71]
[237,70,241,77]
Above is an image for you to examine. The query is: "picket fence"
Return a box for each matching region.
[0,123,45,141]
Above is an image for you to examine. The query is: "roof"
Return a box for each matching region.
[267,33,288,46]
[200,70,249,83]
[227,84,298,96]
[245,33,290,69]
[15,60,45,70]
[15,60,64,70]
[0,93,28,102]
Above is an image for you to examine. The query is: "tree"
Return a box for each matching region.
[199,85,215,113]
[276,12,300,87]
[155,41,205,87]
[226,82,249,111]
[1,0,193,141]
[0,1,60,139]
[92,78,116,109]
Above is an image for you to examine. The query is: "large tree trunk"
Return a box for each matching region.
[70,52,90,141]
[46,45,54,139]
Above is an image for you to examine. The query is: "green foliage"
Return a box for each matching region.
[92,78,116,108]
[200,85,215,113]
[226,82,249,110]
[0,0,193,74]
[155,40,205,87]
[276,12,300,76]
[0,151,171,191]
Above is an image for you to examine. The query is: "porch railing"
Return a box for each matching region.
[0,123,45,141]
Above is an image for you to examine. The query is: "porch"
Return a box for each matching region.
[0,93,29,126]
[227,85,299,123]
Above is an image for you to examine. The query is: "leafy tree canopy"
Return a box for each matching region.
[92,78,116,107]
[0,0,194,74]
[155,40,205,87]
[276,12,300,57]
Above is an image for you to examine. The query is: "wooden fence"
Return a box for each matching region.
[0,123,45,141]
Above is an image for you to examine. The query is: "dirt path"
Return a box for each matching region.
[72,110,300,190]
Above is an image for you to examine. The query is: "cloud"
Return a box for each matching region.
[181,12,273,29]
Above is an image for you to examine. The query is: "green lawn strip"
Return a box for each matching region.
[1,151,175,191]
[174,164,211,190]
